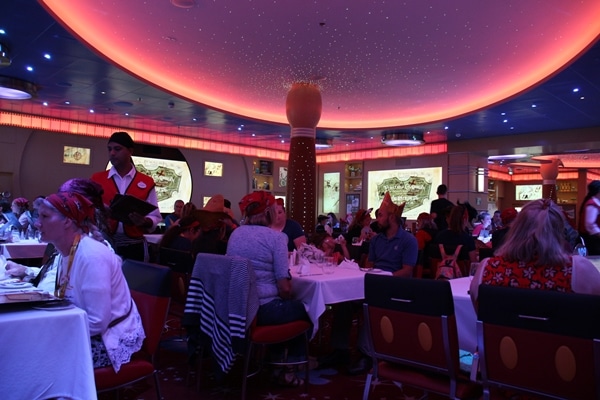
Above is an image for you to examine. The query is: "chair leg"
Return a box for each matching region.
[303,331,310,394]
[362,372,373,400]
[241,342,254,400]
[153,371,162,400]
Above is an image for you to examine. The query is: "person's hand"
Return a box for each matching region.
[128,212,152,229]
[336,235,346,246]
[5,261,27,278]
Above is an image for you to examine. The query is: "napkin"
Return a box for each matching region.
[296,258,312,275]
[298,243,325,263]
[338,258,360,270]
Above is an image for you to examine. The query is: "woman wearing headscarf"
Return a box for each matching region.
[227,191,310,387]
[578,180,600,255]
[35,191,145,371]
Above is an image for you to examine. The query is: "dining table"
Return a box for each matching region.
[0,239,48,259]
[291,265,478,353]
[0,303,97,399]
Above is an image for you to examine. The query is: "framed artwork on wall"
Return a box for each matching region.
[346,193,360,215]
[204,161,223,177]
[279,167,288,187]
[63,146,91,165]
[323,172,340,214]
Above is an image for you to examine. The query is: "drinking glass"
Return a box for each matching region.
[323,256,335,274]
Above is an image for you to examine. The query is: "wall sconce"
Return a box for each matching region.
[0,76,37,100]
[381,131,425,146]
[476,167,486,192]
[315,138,333,149]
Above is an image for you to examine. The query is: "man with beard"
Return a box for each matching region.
[365,192,418,276]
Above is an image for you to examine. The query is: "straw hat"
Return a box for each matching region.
[193,194,230,229]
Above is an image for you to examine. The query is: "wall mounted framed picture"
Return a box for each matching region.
[323,172,340,214]
[63,146,91,165]
[346,193,360,215]
[204,161,223,177]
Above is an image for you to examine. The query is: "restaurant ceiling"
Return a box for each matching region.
[0,0,599,170]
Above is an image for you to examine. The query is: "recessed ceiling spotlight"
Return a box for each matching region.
[26,66,33,72]
[573,88,580,93]
[43,53,51,60]
[381,131,425,146]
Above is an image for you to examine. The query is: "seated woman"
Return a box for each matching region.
[227,191,311,387]
[472,211,492,248]
[35,191,145,371]
[470,199,600,307]
[309,232,350,264]
[433,204,477,276]
[5,178,114,292]
[11,197,33,233]
[414,212,437,250]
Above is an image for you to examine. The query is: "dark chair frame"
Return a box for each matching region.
[477,285,600,400]
[94,260,172,399]
[362,274,481,400]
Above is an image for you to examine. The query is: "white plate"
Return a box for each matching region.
[0,281,33,289]
[366,268,384,273]
[32,301,73,311]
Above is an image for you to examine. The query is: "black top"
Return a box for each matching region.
[430,198,454,231]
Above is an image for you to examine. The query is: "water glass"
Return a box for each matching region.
[323,256,335,274]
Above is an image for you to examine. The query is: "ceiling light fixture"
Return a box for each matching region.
[488,153,528,161]
[0,76,37,99]
[381,131,425,146]
[315,138,333,149]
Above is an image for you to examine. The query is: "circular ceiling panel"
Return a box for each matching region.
[41,0,600,129]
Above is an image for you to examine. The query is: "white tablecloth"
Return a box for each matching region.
[0,239,48,259]
[292,266,478,352]
[0,305,97,400]
[143,234,163,245]
[449,277,478,353]
[291,265,375,337]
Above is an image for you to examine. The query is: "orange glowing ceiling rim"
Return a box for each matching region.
[40,0,600,130]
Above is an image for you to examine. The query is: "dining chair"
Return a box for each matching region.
[182,252,311,399]
[94,259,172,400]
[476,285,600,400]
[362,274,482,400]
[158,247,195,325]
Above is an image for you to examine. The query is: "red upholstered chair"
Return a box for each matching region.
[94,260,172,399]
[477,285,600,400]
[242,317,311,400]
[362,274,481,400]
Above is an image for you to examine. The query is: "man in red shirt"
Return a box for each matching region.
[91,131,162,261]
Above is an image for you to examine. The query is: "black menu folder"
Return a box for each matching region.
[109,194,157,224]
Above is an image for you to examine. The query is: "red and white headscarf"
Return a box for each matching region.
[46,191,95,231]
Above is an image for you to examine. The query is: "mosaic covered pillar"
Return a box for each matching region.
[285,82,322,234]
[540,159,563,202]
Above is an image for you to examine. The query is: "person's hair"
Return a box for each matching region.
[59,178,110,235]
[496,199,571,267]
[244,203,276,227]
[327,212,338,226]
[181,202,197,218]
[159,216,199,248]
[447,205,467,233]
[309,232,331,249]
[476,211,490,223]
[417,212,437,231]
[579,180,600,220]
[436,184,448,195]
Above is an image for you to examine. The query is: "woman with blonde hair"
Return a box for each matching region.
[471,199,600,305]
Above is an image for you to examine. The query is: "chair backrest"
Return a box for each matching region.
[158,247,194,273]
[182,253,259,373]
[364,274,460,376]
[477,285,600,400]
[121,259,172,357]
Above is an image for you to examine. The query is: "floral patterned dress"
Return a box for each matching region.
[481,256,573,292]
